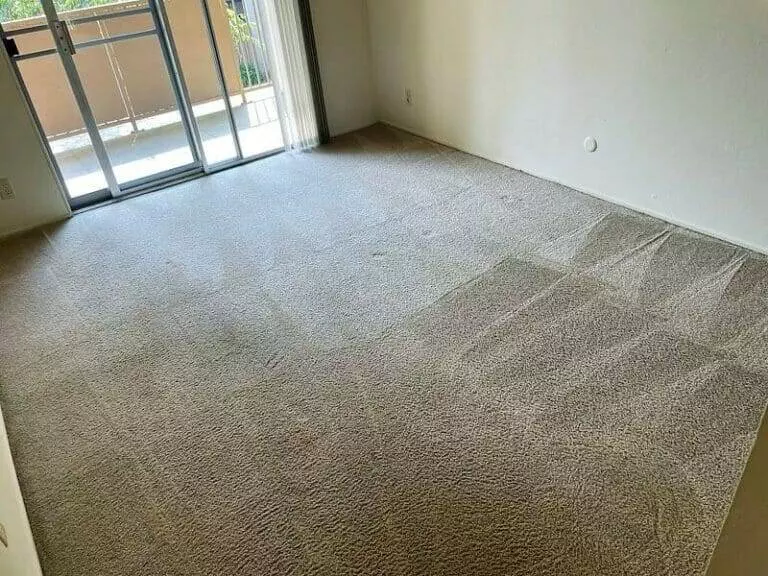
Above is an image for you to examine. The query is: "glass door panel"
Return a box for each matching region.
[16,53,110,197]
[17,54,110,196]
[205,0,283,159]
[51,0,199,188]
[163,0,237,166]
[2,2,110,200]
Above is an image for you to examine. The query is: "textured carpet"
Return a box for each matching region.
[1,124,768,576]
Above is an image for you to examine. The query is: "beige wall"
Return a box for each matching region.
[309,0,375,136]
[0,47,69,238]
[705,413,768,576]
[366,0,768,255]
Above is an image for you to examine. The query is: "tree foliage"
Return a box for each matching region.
[0,0,117,22]
[226,7,252,47]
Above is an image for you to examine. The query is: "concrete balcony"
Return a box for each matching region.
[50,85,282,198]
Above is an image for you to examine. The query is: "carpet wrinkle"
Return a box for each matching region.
[538,342,722,455]
[484,298,658,379]
[458,291,613,373]
[584,227,671,286]
[635,232,742,307]
[452,272,602,365]
[537,215,611,265]
[572,213,673,270]
[655,251,761,347]
[2,124,768,576]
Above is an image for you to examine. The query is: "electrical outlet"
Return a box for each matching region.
[405,88,414,106]
[0,178,14,200]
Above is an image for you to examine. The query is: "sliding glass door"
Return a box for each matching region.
[1,0,202,204]
[161,0,240,166]
[1,0,290,208]
[54,1,199,188]
[2,2,110,200]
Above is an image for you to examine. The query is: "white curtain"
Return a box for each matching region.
[259,0,320,150]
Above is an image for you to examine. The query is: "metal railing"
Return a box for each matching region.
[227,0,272,88]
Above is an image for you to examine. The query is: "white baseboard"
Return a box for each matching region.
[379,120,768,258]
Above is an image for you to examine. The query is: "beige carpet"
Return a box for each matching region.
[1,124,768,576]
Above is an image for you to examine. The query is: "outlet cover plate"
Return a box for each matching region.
[0,178,14,200]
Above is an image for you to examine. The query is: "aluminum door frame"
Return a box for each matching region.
[198,0,288,168]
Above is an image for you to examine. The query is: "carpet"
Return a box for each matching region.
[1,124,767,575]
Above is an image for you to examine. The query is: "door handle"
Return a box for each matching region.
[52,20,76,55]
[1,37,19,58]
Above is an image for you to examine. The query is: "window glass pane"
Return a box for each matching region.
[0,1,44,23]
[207,0,283,158]
[164,0,237,165]
[17,54,109,198]
[51,0,147,18]
[65,11,154,43]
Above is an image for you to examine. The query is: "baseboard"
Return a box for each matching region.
[0,213,70,242]
[379,120,768,258]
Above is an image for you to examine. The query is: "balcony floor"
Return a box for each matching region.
[50,85,284,198]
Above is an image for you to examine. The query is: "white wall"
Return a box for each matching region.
[0,50,70,239]
[366,0,768,254]
[0,407,43,576]
[310,0,376,136]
